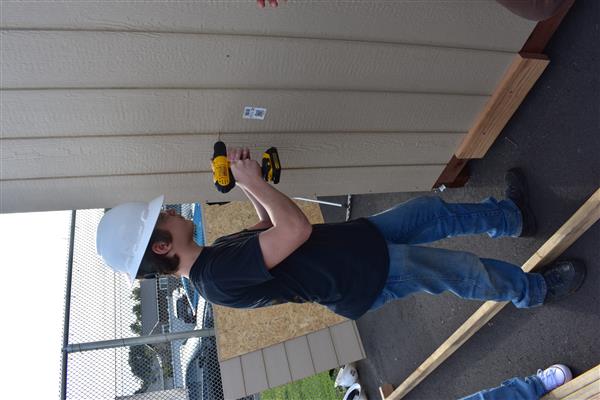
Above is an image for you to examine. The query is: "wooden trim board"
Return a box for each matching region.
[432,52,548,188]
[384,188,600,400]
[432,0,577,188]
[379,384,395,400]
[432,155,470,189]
[521,0,577,54]
[542,364,600,400]
[455,52,549,159]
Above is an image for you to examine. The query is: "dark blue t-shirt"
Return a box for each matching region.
[189,218,389,320]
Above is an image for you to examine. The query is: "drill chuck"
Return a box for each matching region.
[212,141,236,193]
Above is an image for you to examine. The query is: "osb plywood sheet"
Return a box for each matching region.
[216,302,346,362]
[202,199,347,361]
[203,198,325,244]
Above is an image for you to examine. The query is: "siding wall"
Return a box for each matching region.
[0,2,536,213]
[220,320,365,399]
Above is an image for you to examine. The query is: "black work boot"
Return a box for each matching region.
[541,260,587,303]
[505,168,537,237]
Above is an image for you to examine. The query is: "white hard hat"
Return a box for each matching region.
[96,195,165,285]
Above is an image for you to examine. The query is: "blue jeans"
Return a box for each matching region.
[367,196,547,310]
[460,375,546,400]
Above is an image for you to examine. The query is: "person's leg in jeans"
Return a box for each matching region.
[367,196,523,244]
[459,364,572,400]
[366,195,546,311]
[368,244,546,311]
[460,376,546,400]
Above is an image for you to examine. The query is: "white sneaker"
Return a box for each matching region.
[537,364,573,392]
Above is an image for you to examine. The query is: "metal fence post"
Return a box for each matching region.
[64,328,216,353]
[60,210,76,400]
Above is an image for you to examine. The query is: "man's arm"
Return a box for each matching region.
[241,185,273,230]
[229,152,311,269]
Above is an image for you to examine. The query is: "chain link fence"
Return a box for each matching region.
[61,203,343,400]
[62,204,233,400]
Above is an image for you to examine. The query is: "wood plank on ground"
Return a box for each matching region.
[455,53,549,159]
[563,381,600,400]
[384,188,600,400]
[379,384,395,400]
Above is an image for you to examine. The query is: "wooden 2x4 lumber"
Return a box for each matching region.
[542,364,600,400]
[562,381,600,400]
[432,0,576,189]
[432,53,549,189]
[432,155,470,189]
[385,188,600,400]
[455,53,549,159]
[379,383,395,400]
[521,0,577,54]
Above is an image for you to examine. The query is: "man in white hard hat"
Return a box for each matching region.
[97,148,586,320]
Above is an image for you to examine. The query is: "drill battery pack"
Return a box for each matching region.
[261,147,281,184]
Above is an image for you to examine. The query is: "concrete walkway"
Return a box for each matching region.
[319,1,599,398]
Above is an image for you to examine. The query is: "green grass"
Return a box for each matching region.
[261,370,346,400]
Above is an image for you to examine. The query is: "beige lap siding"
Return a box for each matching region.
[0,1,535,213]
[3,31,516,94]
[0,2,535,51]
[220,321,365,400]
[0,165,446,213]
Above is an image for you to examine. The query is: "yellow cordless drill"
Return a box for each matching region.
[212,141,281,193]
